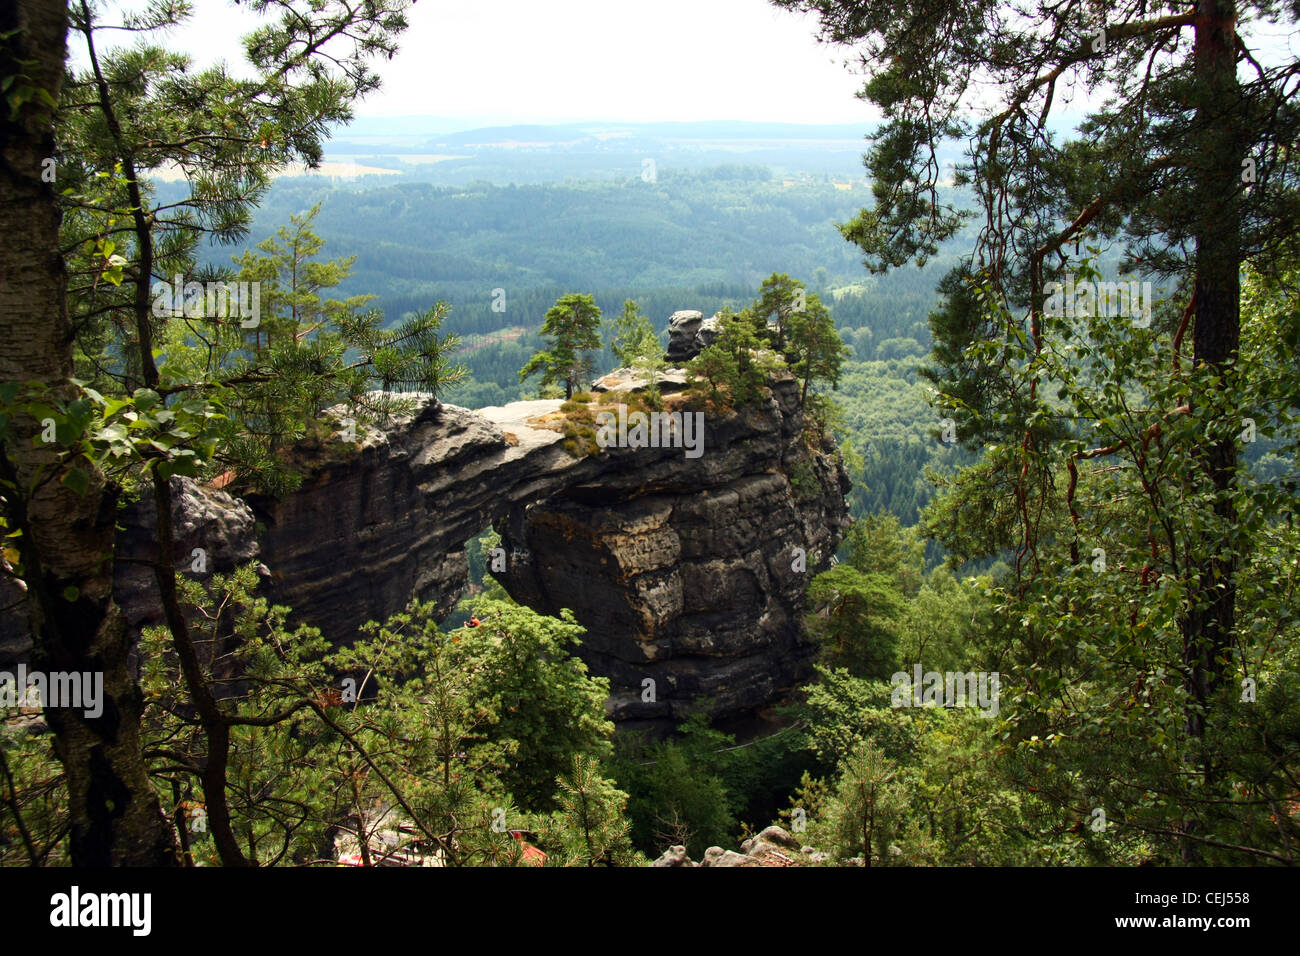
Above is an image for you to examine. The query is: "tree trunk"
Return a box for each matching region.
[0,0,176,865]
[1182,0,1243,861]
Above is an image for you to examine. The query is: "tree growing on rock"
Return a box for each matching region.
[747,272,806,352]
[686,308,785,409]
[607,299,656,368]
[520,293,603,399]
[605,299,667,409]
[785,292,850,409]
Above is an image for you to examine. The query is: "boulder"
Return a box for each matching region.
[665,310,705,363]
[651,845,696,867]
[741,825,802,855]
[666,310,725,364]
[699,846,752,867]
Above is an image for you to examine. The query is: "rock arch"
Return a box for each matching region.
[101,367,849,730]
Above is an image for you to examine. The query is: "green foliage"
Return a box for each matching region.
[23,0,1294,870]
[771,0,1300,863]
[202,172,911,325]
[530,755,641,866]
[0,728,68,866]
[631,336,668,411]
[790,667,1148,866]
[613,720,738,859]
[607,299,656,368]
[823,739,908,865]
[464,526,501,589]
[785,291,850,407]
[519,293,603,400]
[898,565,997,674]
[455,598,614,810]
[918,266,1039,447]
[686,307,786,408]
[806,564,904,679]
[157,205,466,495]
[747,272,805,350]
[799,668,920,767]
[0,27,58,123]
[741,272,851,410]
[909,255,1300,864]
[134,568,614,865]
[842,512,925,596]
[828,356,974,525]
[0,380,224,526]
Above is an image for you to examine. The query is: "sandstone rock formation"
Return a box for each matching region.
[651,825,809,867]
[494,376,849,730]
[6,356,851,731]
[248,367,848,729]
[665,309,721,364]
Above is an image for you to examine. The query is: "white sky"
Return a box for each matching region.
[82,0,1297,130]
[134,0,877,126]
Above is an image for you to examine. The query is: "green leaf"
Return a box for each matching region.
[157,457,198,480]
[61,466,91,496]
[95,423,129,443]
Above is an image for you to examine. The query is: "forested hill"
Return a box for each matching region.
[177,161,1283,531]
[183,166,962,336]
[317,118,883,183]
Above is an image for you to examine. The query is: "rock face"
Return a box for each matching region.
[5,360,850,731]
[252,372,847,730]
[589,366,691,395]
[665,310,722,364]
[494,378,849,730]
[113,477,262,650]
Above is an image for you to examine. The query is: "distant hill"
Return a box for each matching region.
[320,118,877,182]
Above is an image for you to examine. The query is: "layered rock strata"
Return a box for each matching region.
[6,357,850,730]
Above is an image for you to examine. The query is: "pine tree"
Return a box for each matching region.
[44,0,418,865]
[785,291,850,407]
[541,755,636,866]
[686,308,785,408]
[607,299,656,368]
[519,293,602,399]
[780,0,1300,862]
[829,740,907,866]
[748,272,806,351]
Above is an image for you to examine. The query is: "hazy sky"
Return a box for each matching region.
[138,0,876,126]
[89,1,1298,130]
